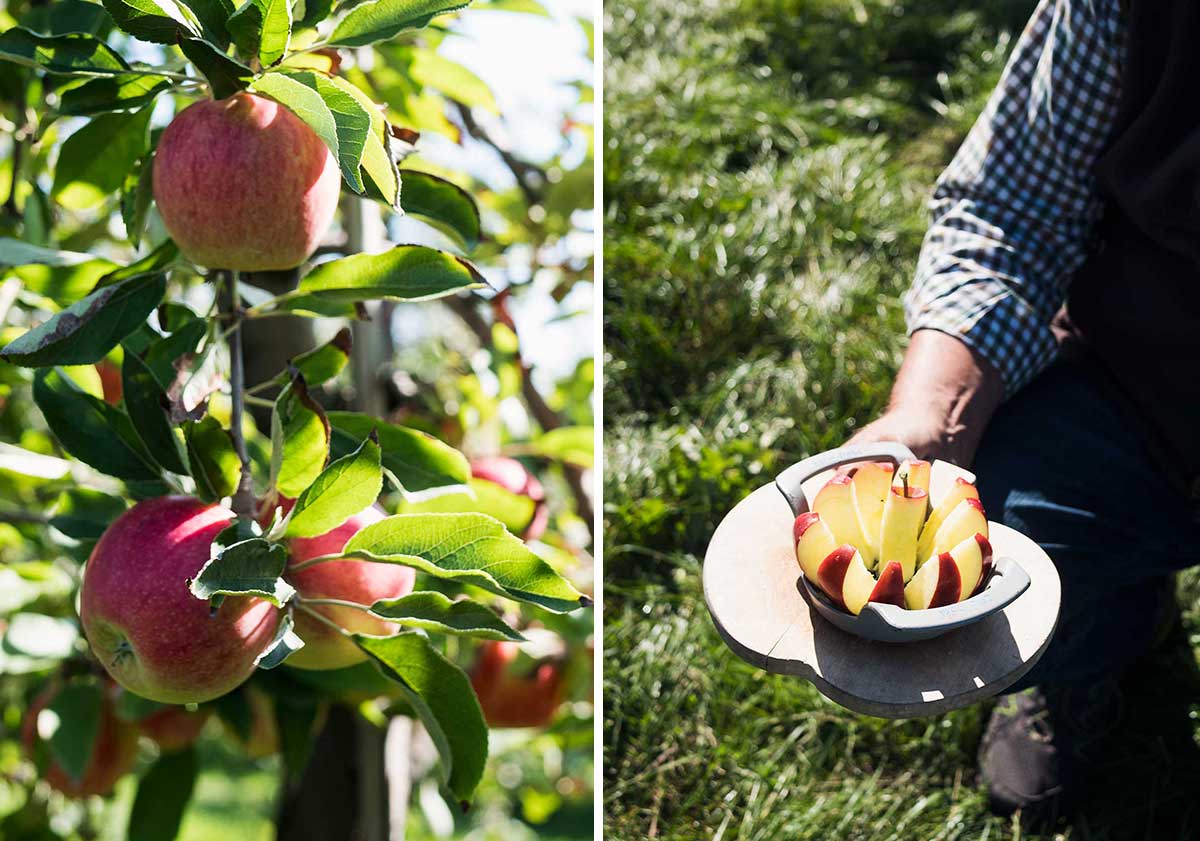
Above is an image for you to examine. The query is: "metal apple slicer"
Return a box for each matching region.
[702,442,1061,718]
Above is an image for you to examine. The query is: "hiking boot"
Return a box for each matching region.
[979,679,1123,827]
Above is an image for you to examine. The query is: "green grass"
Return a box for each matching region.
[602,1,1200,838]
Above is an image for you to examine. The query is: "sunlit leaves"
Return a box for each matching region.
[328,0,472,47]
[0,28,128,76]
[328,411,470,494]
[370,591,524,640]
[51,105,153,210]
[178,38,253,98]
[184,416,239,501]
[269,371,330,497]
[292,245,486,303]
[283,434,382,538]
[399,171,480,249]
[190,520,293,605]
[227,0,291,66]
[99,0,202,44]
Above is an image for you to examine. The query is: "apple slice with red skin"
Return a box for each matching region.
[816,545,878,615]
[971,533,995,597]
[792,512,838,582]
[917,478,980,561]
[811,475,870,553]
[904,551,962,609]
[879,484,928,581]
[850,462,893,565]
[892,459,931,498]
[868,561,906,608]
[930,497,988,557]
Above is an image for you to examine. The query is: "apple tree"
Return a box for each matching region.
[0,0,594,837]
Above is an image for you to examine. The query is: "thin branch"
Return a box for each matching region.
[221,270,256,519]
[451,101,546,207]
[288,552,352,573]
[0,510,48,526]
[300,597,373,612]
[297,603,352,637]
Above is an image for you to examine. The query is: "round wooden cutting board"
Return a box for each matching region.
[703,480,1061,719]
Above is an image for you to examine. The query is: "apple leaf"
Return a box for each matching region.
[178,0,234,46]
[249,71,344,182]
[92,240,179,291]
[0,239,95,268]
[44,681,103,784]
[291,0,333,29]
[51,105,153,210]
[370,592,525,641]
[121,151,155,248]
[269,371,330,498]
[0,28,129,76]
[144,318,206,387]
[183,416,240,501]
[328,0,472,47]
[49,488,127,541]
[409,51,497,114]
[529,425,593,468]
[100,0,202,44]
[292,245,487,303]
[0,271,165,367]
[327,411,470,494]
[121,347,190,475]
[178,38,253,99]
[325,74,399,206]
[227,0,291,66]
[401,477,536,535]
[128,748,198,841]
[267,327,351,389]
[58,74,171,116]
[32,369,161,480]
[399,171,481,249]
[254,610,305,668]
[342,513,587,612]
[283,433,382,538]
[354,633,486,802]
[190,528,294,606]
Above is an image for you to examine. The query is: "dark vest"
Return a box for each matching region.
[1065,0,1200,498]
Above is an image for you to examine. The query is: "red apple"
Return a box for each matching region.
[284,504,416,671]
[153,92,340,271]
[469,641,565,729]
[23,684,138,798]
[81,496,281,704]
[137,705,211,752]
[470,456,548,540]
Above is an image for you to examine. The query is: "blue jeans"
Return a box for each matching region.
[972,358,1200,691]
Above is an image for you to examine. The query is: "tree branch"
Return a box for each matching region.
[451,101,546,207]
[220,270,256,519]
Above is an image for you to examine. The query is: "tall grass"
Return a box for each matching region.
[603,1,1200,838]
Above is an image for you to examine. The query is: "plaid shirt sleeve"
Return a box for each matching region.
[904,0,1126,395]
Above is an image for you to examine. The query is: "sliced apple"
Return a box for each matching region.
[892,459,931,498]
[816,545,877,615]
[792,512,838,582]
[878,484,928,581]
[811,475,869,552]
[930,497,988,558]
[850,462,893,566]
[936,531,992,601]
[916,478,980,562]
[868,560,906,608]
[904,551,961,609]
[971,534,995,597]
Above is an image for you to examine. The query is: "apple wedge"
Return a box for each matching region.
[878,484,928,581]
[792,512,838,582]
[850,462,893,566]
[816,545,878,615]
[904,551,961,609]
[869,561,906,608]
[892,459,931,498]
[811,475,869,553]
[929,497,988,558]
[916,478,980,561]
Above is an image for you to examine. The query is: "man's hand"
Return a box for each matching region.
[846,330,1006,467]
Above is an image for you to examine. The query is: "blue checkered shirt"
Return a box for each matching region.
[905,0,1127,395]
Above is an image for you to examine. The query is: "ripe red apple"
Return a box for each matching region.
[136,704,211,752]
[469,640,565,729]
[284,504,416,671]
[81,496,281,704]
[470,456,548,540]
[22,684,138,798]
[153,92,340,271]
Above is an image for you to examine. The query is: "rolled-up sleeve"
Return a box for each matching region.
[904,0,1125,394]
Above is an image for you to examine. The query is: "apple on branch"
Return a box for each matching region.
[916,478,980,562]
[850,461,893,566]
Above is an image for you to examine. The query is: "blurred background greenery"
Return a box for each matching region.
[603,1,1200,838]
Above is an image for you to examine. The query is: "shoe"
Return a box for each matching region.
[979,679,1123,827]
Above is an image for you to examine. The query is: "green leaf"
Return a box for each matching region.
[328,0,471,47]
[190,528,293,605]
[295,245,486,302]
[121,151,155,247]
[179,0,234,47]
[32,369,161,480]
[52,106,153,210]
[128,748,198,840]
[354,633,486,802]
[0,28,128,76]
[100,0,202,43]
[93,240,178,290]
[49,488,126,541]
[44,681,103,784]
[343,513,586,612]
[227,0,291,66]
[327,411,470,494]
[254,610,304,668]
[27,0,117,36]
[269,372,330,498]
[370,592,524,640]
[0,238,94,267]
[409,51,497,113]
[529,425,592,468]
[0,271,165,367]
[121,348,189,475]
[326,74,399,206]
[285,326,352,387]
[399,171,480,249]
[144,319,205,386]
[401,477,535,536]
[292,0,333,30]
[284,434,382,538]
[178,38,253,99]
[183,416,240,501]
[250,71,343,181]
[58,74,171,116]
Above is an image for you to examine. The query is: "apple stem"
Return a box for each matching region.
[299,596,374,613]
[221,270,256,521]
[287,552,347,573]
[902,472,910,498]
[296,603,354,637]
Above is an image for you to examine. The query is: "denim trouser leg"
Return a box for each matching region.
[970,360,1200,691]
